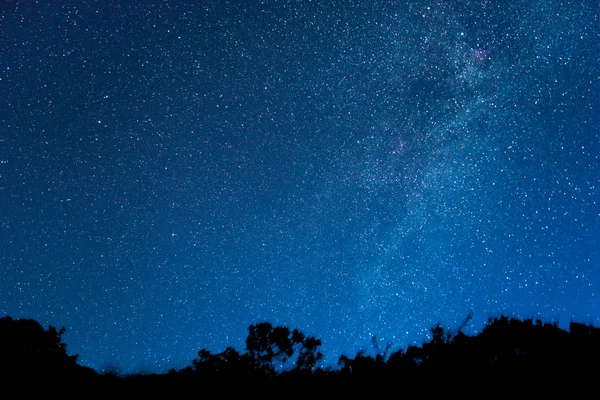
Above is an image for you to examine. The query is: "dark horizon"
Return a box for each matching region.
[2,313,599,383]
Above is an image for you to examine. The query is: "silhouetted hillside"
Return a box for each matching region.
[1,315,598,383]
[0,316,98,382]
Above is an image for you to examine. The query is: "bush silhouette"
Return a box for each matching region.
[0,316,97,382]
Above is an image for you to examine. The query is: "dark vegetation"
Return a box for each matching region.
[1,314,598,383]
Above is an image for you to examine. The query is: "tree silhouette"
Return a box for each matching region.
[245,322,323,375]
[190,322,323,380]
[292,329,324,372]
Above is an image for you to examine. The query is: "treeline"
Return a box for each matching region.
[1,314,599,383]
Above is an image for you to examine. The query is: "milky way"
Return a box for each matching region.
[1,0,598,373]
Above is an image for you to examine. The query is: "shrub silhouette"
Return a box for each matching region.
[0,316,97,382]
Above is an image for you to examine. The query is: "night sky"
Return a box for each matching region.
[1,0,598,374]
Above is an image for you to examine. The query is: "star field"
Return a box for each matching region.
[1,0,598,373]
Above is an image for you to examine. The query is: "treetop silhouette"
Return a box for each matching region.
[1,314,598,383]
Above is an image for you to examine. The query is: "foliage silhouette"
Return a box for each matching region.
[189,321,324,380]
[245,322,323,373]
[0,316,97,382]
[1,314,599,383]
